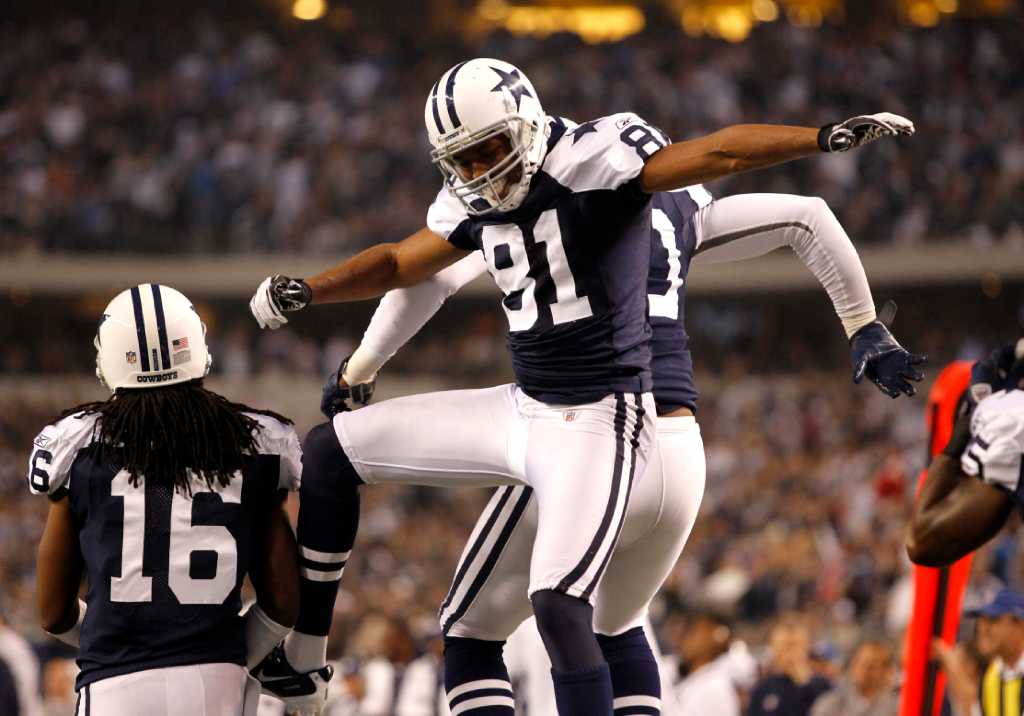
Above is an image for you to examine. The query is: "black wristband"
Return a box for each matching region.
[817,123,837,152]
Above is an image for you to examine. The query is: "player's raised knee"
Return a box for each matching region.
[300,421,360,491]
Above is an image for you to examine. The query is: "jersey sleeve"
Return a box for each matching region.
[962,406,1024,493]
[546,113,670,193]
[27,413,99,499]
[249,414,303,491]
[426,187,475,251]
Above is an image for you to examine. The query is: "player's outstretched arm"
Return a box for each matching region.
[689,193,925,397]
[640,113,914,192]
[250,227,470,329]
[245,490,300,668]
[36,496,85,644]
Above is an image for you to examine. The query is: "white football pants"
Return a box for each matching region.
[334,384,656,604]
[77,663,260,716]
[439,414,705,641]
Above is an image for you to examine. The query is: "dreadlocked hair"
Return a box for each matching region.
[58,379,292,496]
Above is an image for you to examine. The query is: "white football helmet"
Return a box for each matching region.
[95,284,211,391]
[425,58,548,215]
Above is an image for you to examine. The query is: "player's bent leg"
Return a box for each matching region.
[532,590,614,715]
[441,488,535,714]
[523,392,656,715]
[441,486,536,639]
[592,415,706,716]
[281,421,362,675]
[334,384,521,488]
[597,629,662,716]
[443,637,515,715]
[592,415,705,634]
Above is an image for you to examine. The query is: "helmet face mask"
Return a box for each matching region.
[433,119,534,213]
[425,59,548,216]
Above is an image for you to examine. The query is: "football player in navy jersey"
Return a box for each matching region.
[31,285,309,716]
[249,58,920,715]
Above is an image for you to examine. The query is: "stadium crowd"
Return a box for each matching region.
[2,7,1023,256]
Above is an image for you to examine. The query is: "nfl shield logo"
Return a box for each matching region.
[126,351,137,365]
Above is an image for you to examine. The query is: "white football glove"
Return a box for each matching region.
[250,275,312,330]
[819,112,915,153]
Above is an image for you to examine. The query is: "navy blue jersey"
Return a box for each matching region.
[28,411,301,689]
[428,114,671,405]
[646,188,711,414]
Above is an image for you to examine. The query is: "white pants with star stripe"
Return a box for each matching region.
[334,384,657,603]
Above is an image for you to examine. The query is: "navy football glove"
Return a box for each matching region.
[851,300,927,398]
[320,357,376,419]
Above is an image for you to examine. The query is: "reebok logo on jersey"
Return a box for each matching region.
[136,371,179,384]
[564,410,577,423]
[33,435,51,449]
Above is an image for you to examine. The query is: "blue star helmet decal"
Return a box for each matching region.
[490,66,533,111]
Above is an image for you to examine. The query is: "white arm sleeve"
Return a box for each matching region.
[343,253,489,384]
[691,193,876,338]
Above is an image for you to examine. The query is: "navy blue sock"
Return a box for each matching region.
[443,637,514,714]
[598,628,661,715]
[552,663,614,716]
[293,422,361,638]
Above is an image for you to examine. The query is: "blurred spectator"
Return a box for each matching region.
[808,642,841,683]
[40,658,76,716]
[673,611,753,716]
[967,589,1024,716]
[810,638,898,716]
[931,638,984,716]
[0,614,43,716]
[339,614,440,715]
[746,616,831,716]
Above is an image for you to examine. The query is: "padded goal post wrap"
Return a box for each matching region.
[899,360,973,716]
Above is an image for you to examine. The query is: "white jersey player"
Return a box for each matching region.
[249,57,919,715]
[909,340,1024,566]
[31,285,304,716]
